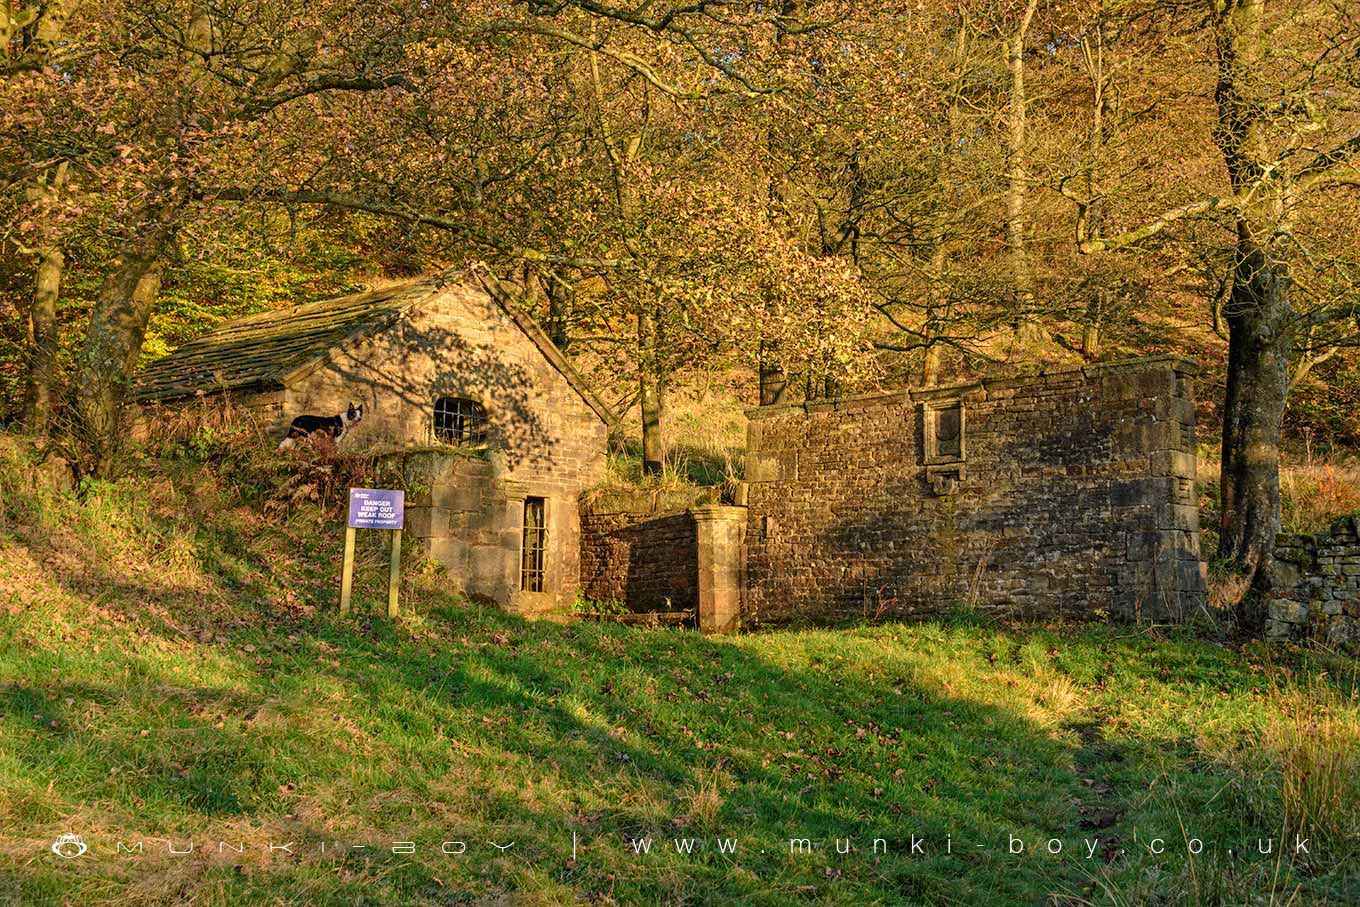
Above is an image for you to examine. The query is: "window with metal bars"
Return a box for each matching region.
[433,397,487,446]
[521,497,546,592]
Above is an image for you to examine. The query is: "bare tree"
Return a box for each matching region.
[1081,0,1360,597]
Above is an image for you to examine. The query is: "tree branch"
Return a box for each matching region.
[1079,195,1236,253]
[200,186,638,270]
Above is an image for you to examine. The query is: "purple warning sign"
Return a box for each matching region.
[348,488,404,530]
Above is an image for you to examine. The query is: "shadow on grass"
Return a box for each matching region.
[3,590,1281,907]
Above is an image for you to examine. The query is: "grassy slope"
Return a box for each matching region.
[1,437,1358,907]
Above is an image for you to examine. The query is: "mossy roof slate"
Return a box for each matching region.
[134,279,440,403]
[132,271,618,426]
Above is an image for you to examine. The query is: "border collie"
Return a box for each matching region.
[278,402,364,449]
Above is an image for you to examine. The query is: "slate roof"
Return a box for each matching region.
[133,270,617,425]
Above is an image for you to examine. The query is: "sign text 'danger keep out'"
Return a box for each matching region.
[348,488,404,530]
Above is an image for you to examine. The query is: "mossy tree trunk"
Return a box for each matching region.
[22,240,63,435]
[21,163,69,436]
[71,213,174,476]
[1217,233,1290,586]
[1211,0,1292,606]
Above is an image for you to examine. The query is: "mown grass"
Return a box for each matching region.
[1,435,1358,906]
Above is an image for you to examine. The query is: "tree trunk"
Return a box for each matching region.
[755,0,798,409]
[544,274,572,350]
[71,217,173,476]
[20,161,71,436]
[1081,291,1104,360]
[1079,18,1114,365]
[920,344,942,386]
[758,340,788,405]
[638,308,665,475]
[639,375,665,475]
[1211,0,1291,603]
[1217,231,1290,593]
[1006,0,1044,348]
[22,241,63,435]
[920,239,948,385]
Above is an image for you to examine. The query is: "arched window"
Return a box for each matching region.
[433,397,488,446]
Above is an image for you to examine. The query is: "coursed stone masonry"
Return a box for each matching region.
[742,356,1208,624]
[579,490,711,613]
[578,490,746,634]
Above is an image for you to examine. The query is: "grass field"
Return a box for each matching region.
[1,435,1358,906]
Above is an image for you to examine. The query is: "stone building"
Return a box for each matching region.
[579,356,1208,628]
[135,268,614,612]
[140,284,1207,631]
[741,356,1207,624]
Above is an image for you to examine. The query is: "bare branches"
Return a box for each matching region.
[200,186,639,270]
[507,21,709,99]
[238,73,413,120]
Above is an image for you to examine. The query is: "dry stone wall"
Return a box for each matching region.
[1262,518,1360,647]
[742,356,1208,625]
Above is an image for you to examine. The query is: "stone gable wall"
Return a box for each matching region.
[285,284,608,497]
[742,356,1207,625]
[1262,519,1360,646]
[278,285,608,613]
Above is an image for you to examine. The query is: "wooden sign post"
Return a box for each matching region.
[341,488,405,616]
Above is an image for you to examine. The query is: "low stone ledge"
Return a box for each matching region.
[583,486,721,516]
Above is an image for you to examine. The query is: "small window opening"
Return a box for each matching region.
[925,401,964,463]
[521,497,546,593]
[433,397,487,446]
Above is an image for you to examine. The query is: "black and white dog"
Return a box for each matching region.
[278,402,364,449]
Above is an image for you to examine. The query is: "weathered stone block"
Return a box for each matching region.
[1156,502,1199,532]
[433,480,485,513]
[1326,617,1360,647]
[404,506,445,538]
[1149,449,1196,478]
[746,453,782,483]
[1265,619,1301,641]
[1267,598,1309,625]
[1265,559,1301,593]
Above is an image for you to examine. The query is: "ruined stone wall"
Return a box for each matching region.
[1262,519,1360,647]
[578,491,747,634]
[743,356,1207,624]
[580,511,697,611]
[578,490,718,611]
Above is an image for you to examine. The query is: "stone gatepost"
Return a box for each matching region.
[692,505,747,635]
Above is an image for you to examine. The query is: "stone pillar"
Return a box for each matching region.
[692,505,747,635]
